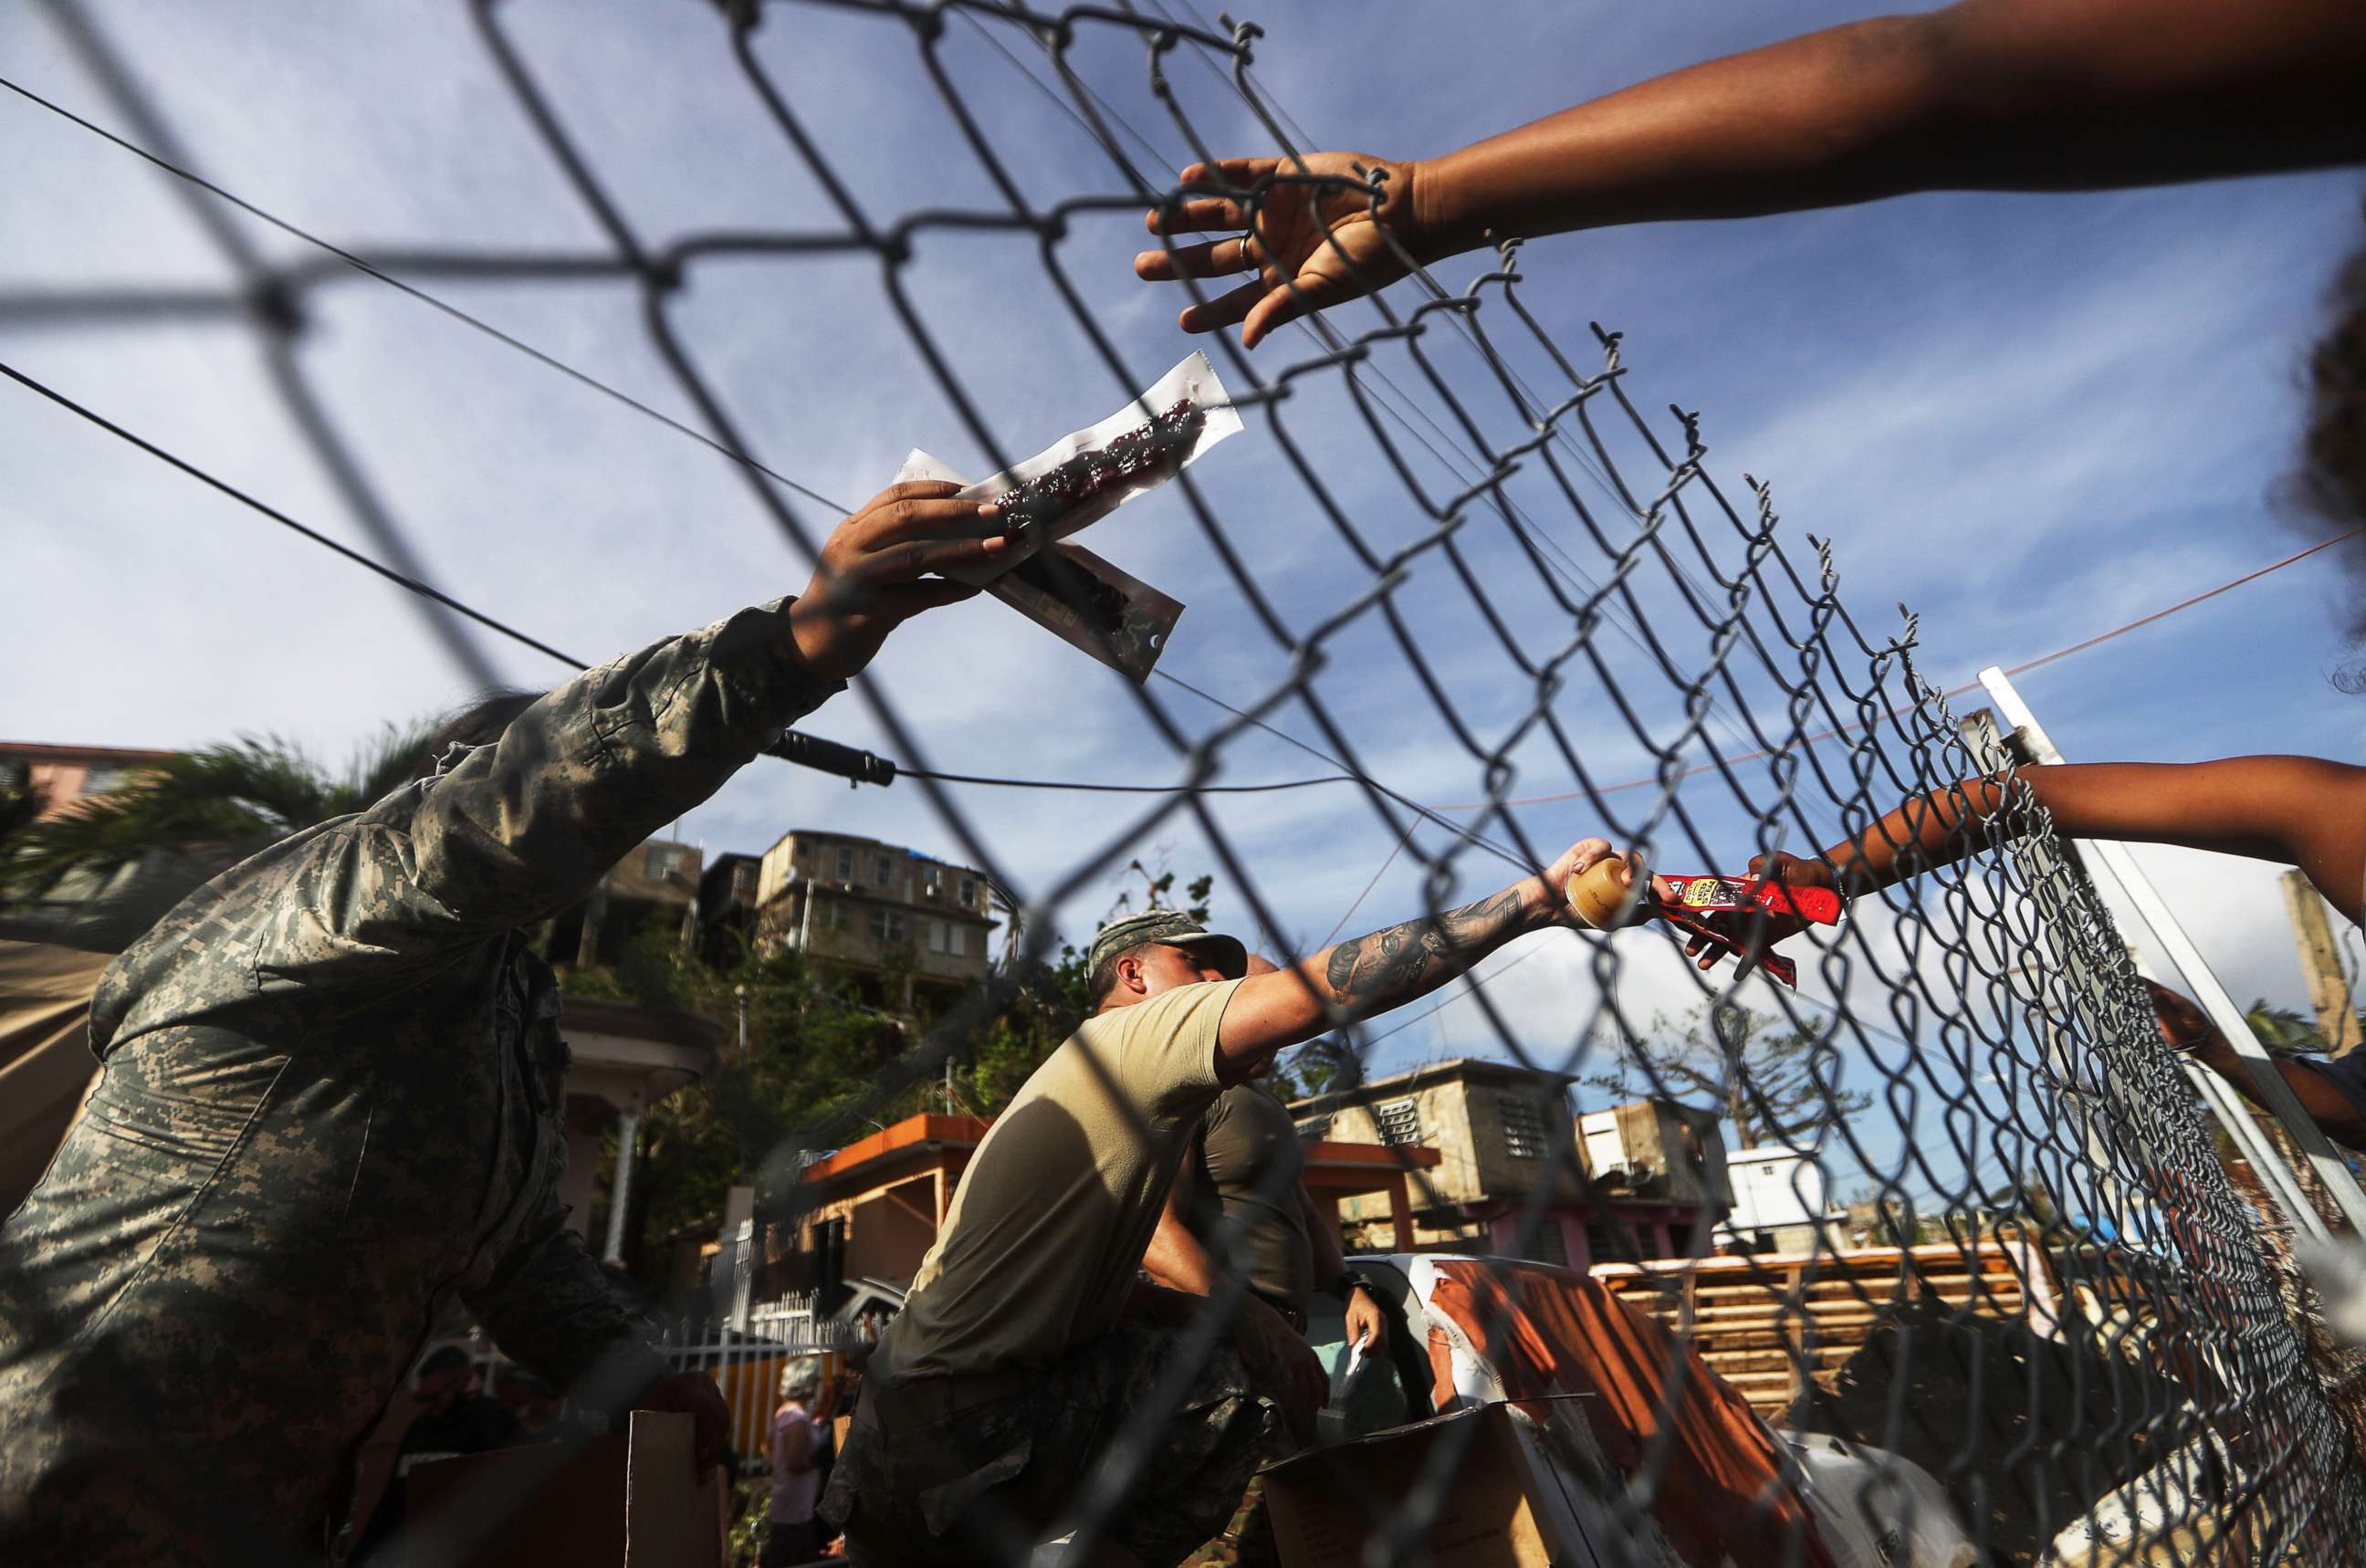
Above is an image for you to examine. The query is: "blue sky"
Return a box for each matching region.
[5,0,2363,1208]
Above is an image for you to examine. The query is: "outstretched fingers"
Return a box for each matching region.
[1239,277,1343,350]
[1177,277,1272,336]
[1134,235,1262,282]
[1145,193,1257,238]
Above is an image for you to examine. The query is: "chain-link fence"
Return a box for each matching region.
[5,1,2364,1564]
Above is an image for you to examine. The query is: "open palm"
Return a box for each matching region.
[1136,152,1421,349]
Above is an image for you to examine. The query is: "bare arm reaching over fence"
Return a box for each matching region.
[1138,0,2366,346]
[1692,756,2366,973]
[2146,979,2366,1148]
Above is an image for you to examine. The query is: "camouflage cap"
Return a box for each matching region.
[1087,909,1248,982]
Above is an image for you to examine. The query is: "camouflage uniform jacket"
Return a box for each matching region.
[0,600,839,1567]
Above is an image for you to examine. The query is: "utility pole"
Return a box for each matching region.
[2280,869,2362,1058]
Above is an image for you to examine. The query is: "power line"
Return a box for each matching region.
[0,71,853,521]
[21,339,2344,817]
[0,357,587,670]
[1434,521,2366,812]
[0,354,1504,815]
[901,766,1355,794]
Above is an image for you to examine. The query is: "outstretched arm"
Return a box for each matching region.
[1694,757,2366,973]
[1216,838,1620,1077]
[1139,0,2366,347]
[1824,758,2366,921]
[288,485,1006,974]
[2149,979,2366,1149]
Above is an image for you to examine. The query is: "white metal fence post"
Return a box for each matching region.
[602,1111,640,1263]
[1978,665,2366,1237]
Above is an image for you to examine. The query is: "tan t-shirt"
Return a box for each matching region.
[1193,1082,1314,1319]
[870,978,1241,1385]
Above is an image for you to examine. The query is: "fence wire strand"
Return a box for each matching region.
[8,1,2365,1564]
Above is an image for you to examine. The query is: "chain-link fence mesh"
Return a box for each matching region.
[5,1,2364,1563]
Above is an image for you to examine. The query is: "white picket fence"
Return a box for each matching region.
[657,1288,875,1472]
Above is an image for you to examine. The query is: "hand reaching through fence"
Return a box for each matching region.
[2147,977,2366,1149]
[1684,756,2366,978]
[1136,0,2366,348]
[1135,152,1421,349]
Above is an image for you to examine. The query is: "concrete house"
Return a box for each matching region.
[1293,1059,1735,1270]
[748,830,997,1009]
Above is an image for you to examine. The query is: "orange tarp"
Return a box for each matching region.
[1425,1260,1837,1568]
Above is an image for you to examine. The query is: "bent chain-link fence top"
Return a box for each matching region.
[5,0,2362,1563]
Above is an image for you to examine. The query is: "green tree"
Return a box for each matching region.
[590,860,1241,1270]
[1586,999,1870,1149]
[2245,997,2329,1057]
[592,917,1104,1263]
[0,730,427,902]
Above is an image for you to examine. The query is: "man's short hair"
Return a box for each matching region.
[1089,941,1157,1004]
[780,1361,821,1402]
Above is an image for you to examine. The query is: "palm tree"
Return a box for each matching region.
[2246,998,2329,1058]
[0,728,429,904]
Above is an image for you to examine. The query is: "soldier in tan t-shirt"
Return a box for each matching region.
[822,838,1628,1566]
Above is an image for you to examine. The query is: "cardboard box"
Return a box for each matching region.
[393,1410,725,1568]
[1262,1402,1598,1568]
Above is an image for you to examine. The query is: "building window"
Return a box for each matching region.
[927,919,948,955]
[947,925,967,958]
[1500,1093,1548,1160]
[732,863,758,899]
[868,908,906,946]
[1373,1098,1423,1147]
[921,866,944,899]
[1526,1220,1569,1268]
[79,764,127,796]
[875,853,895,886]
[646,843,691,881]
[958,875,979,909]
[820,897,851,932]
[833,846,855,883]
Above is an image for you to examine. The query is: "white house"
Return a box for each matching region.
[1717,1145,1848,1253]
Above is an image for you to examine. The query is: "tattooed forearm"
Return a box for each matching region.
[1321,884,1531,1018]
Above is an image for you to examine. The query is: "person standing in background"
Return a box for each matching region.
[764,1363,836,1566]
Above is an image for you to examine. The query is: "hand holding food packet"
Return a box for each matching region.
[896,351,1241,683]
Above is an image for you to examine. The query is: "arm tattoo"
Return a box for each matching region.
[1323,885,1529,1017]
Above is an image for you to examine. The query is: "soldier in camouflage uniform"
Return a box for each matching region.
[0,483,1009,1567]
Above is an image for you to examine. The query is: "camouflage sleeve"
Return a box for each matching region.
[352,598,840,957]
[463,1199,670,1398]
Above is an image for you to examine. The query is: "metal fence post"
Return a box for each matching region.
[1979,666,2366,1237]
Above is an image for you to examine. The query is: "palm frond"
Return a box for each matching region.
[347,722,437,811]
[0,738,334,898]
